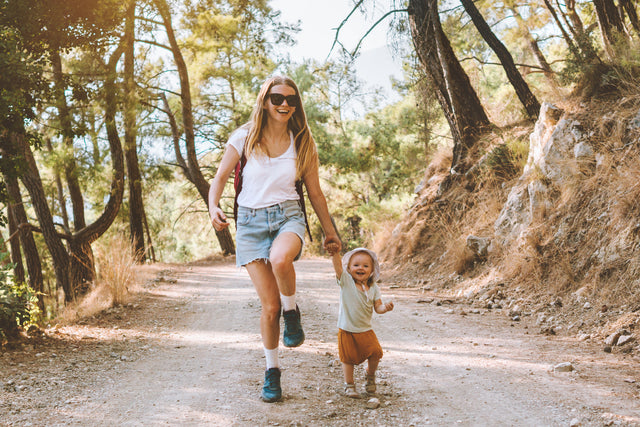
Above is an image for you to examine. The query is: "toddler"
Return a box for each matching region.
[327,245,394,397]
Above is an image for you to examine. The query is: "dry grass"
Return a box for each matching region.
[94,234,139,306]
[58,235,140,323]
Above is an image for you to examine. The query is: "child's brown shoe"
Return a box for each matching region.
[344,383,359,398]
[365,373,376,394]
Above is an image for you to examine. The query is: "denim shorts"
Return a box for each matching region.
[235,199,306,267]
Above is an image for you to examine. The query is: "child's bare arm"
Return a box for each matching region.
[327,243,342,278]
[374,299,394,314]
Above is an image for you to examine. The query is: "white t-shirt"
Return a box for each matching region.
[337,271,381,333]
[227,128,299,209]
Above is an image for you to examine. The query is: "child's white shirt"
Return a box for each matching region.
[337,271,381,333]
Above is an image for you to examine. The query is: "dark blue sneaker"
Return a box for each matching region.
[282,305,305,347]
[261,368,282,402]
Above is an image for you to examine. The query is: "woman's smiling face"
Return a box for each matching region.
[264,84,297,123]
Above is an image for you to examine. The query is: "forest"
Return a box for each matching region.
[2,0,640,342]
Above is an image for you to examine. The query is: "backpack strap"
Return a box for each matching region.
[233,150,247,225]
[295,179,313,242]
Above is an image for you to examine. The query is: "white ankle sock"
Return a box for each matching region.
[264,347,279,370]
[280,294,296,312]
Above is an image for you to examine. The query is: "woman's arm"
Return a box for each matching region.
[303,154,341,251]
[208,145,240,230]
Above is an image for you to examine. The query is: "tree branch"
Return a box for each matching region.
[350,9,408,57]
[459,55,550,72]
[328,0,366,58]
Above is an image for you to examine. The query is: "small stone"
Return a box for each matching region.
[603,346,612,353]
[604,332,621,346]
[577,334,590,341]
[553,362,574,372]
[569,418,581,427]
[366,397,380,409]
[583,302,591,309]
[616,335,634,346]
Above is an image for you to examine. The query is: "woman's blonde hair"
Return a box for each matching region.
[243,75,317,180]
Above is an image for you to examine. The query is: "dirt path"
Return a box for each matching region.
[2,259,640,426]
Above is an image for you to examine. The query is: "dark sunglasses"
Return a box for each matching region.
[268,93,298,107]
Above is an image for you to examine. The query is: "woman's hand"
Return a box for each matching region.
[210,206,229,231]
[323,234,341,254]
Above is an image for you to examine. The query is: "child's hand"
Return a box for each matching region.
[326,243,340,255]
[384,301,394,313]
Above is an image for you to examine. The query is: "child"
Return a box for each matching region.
[327,245,394,397]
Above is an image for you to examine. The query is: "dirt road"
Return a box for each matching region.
[2,259,640,426]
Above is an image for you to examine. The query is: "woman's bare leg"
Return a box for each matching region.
[245,261,281,350]
[269,232,302,297]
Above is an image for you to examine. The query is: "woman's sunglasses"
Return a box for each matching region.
[268,93,298,107]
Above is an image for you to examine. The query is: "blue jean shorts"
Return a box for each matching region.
[235,199,306,267]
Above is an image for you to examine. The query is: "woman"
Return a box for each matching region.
[208,75,341,402]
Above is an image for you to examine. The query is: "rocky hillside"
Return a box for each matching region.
[380,94,640,356]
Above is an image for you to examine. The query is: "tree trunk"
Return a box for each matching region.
[408,0,490,174]
[154,0,235,255]
[6,204,26,284]
[52,49,96,293]
[460,0,540,118]
[510,7,558,88]
[543,0,580,55]
[565,0,585,36]
[124,0,146,262]
[593,0,627,58]
[7,131,73,300]
[3,170,44,309]
[51,50,86,232]
[45,138,70,233]
[620,0,640,34]
[72,43,126,247]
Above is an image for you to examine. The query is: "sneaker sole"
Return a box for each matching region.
[283,335,305,347]
[261,395,282,403]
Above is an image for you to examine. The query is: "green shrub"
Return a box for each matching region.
[0,251,39,342]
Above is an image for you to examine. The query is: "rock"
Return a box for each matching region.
[616,335,634,346]
[583,302,591,309]
[553,362,574,372]
[569,418,581,427]
[494,103,595,247]
[577,334,590,341]
[604,346,612,353]
[366,397,380,409]
[466,235,490,258]
[604,332,622,346]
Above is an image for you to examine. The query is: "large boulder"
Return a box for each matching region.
[494,102,594,247]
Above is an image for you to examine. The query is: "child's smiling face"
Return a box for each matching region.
[347,252,374,284]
